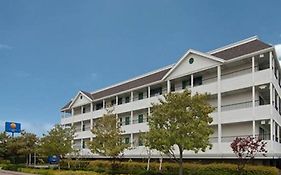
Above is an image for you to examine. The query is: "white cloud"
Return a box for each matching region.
[0,44,12,50]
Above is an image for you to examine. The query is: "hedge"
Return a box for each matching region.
[59,160,279,175]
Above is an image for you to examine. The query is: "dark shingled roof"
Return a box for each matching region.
[92,67,171,99]
[61,67,171,110]
[61,39,273,110]
[211,39,272,60]
[81,90,94,100]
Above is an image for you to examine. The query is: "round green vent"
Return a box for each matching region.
[189,58,194,64]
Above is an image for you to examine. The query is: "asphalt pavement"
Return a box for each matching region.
[0,170,38,175]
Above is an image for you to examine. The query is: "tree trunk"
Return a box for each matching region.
[178,145,183,175]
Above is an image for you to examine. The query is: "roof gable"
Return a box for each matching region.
[68,91,93,109]
[162,49,224,80]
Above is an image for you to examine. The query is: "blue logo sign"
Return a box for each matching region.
[47,155,60,164]
[5,122,21,133]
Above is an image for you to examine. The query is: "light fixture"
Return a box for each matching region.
[259,85,267,89]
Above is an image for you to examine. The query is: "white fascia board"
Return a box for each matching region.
[162,49,224,80]
[67,91,93,109]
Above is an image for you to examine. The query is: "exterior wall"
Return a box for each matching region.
[72,94,91,108]
[168,53,220,80]
[61,48,281,159]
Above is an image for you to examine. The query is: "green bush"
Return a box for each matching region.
[58,160,279,175]
[1,164,25,171]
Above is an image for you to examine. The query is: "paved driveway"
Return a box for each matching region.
[0,170,38,175]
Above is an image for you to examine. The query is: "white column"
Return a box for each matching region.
[71,108,74,116]
[116,96,118,105]
[131,111,133,125]
[90,103,93,112]
[103,99,105,108]
[147,107,151,122]
[148,86,151,98]
[81,139,83,149]
[90,118,93,130]
[81,121,83,132]
[130,133,134,147]
[167,80,171,93]
[252,56,256,137]
[81,106,83,114]
[131,91,134,102]
[217,65,222,150]
[270,51,273,80]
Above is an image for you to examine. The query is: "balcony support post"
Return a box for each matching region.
[131,91,134,102]
[81,139,83,149]
[131,111,133,125]
[167,80,171,93]
[148,86,151,98]
[131,133,134,147]
[217,65,222,151]
[81,120,84,132]
[191,74,194,95]
[252,56,256,137]
[71,108,74,116]
[103,99,105,109]
[90,103,93,112]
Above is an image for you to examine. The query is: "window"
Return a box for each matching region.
[82,123,86,131]
[80,96,83,99]
[138,138,143,146]
[82,107,86,113]
[275,90,278,110]
[96,103,103,110]
[279,97,281,115]
[171,83,175,92]
[125,116,130,125]
[111,99,116,106]
[118,98,123,105]
[119,118,123,126]
[125,137,130,144]
[138,114,144,123]
[194,76,202,86]
[150,87,162,96]
[82,140,85,149]
[182,79,191,89]
[125,96,130,103]
[259,96,265,105]
[138,92,143,100]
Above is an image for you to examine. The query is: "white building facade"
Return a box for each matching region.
[61,36,281,161]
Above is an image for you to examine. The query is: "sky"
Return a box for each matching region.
[0,0,281,136]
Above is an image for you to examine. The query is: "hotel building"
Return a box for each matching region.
[60,36,281,162]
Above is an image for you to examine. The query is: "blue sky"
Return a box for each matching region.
[0,0,281,136]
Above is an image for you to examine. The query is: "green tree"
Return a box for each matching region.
[0,132,10,160]
[38,124,75,157]
[145,90,214,175]
[88,110,129,167]
[17,131,38,165]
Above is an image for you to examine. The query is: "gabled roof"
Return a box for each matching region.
[210,37,272,60]
[61,67,171,111]
[91,67,171,99]
[61,90,93,111]
[61,36,273,111]
[162,49,224,80]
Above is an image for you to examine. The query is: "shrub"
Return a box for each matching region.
[58,160,278,175]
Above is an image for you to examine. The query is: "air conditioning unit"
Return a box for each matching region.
[261,120,266,125]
